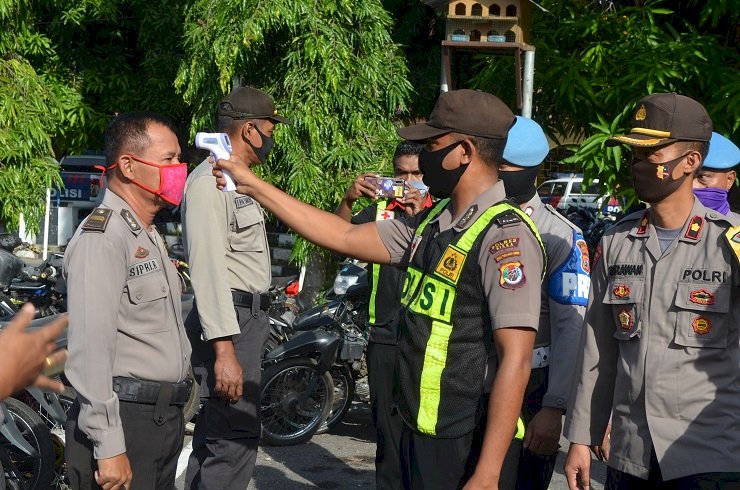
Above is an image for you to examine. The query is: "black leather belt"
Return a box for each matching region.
[231,290,270,311]
[113,377,192,406]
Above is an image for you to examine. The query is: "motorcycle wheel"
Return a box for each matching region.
[0,398,54,490]
[260,358,333,446]
[315,363,355,434]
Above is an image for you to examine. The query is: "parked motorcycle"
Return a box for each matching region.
[0,235,66,319]
[287,260,370,434]
[259,327,339,446]
[0,312,71,489]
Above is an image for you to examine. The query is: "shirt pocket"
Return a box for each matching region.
[229,206,266,252]
[603,278,644,341]
[125,274,170,333]
[673,282,730,348]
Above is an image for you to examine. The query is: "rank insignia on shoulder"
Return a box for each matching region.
[691,316,711,335]
[81,208,112,232]
[499,261,525,289]
[722,226,740,268]
[435,245,467,283]
[134,246,150,259]
[120,209,141,232]
[689,289,714,306]
[636,212,649,235]
[495,212,521,228]
[684,216,703,241]
[455,205,478,228]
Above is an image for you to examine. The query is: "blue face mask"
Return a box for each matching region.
[693,187,730,215]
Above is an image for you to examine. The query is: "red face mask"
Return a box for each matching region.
[123,155,188,206]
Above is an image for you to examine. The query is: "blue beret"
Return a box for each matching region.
[704,132,739,170]
[502,116,549,167]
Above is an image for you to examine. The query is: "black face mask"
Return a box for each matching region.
[498,166,540,204]
[247,125,275,163]
[419,140,466,198]
[631,152,689,203]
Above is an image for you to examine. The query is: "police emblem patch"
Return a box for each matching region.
[691,317,711,335]
[576,239,590,274]
[618,308,633,330]
[635,104,647,121]
[499,261,525,289]
[435,245,466,283]
[134,247,149,259]
[656,164,670,180]
[689,289,714,306]
[684,216,703,241]
[723,226,740,268]
[613,284,631,299]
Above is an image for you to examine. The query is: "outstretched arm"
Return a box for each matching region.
[214,159,391,264]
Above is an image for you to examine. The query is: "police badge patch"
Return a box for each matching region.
[691,316,712,335]
[435,245,467,283]
[499,261,525,289]
[689,289,714,306]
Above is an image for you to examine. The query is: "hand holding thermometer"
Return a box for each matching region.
[195,132,236,192]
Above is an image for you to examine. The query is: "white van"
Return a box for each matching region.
[536,174,600,210]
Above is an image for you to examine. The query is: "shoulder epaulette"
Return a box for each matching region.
[81,208,112,232]
[120,209,142,233]
[495,210,522,228]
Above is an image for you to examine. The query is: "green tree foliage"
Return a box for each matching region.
[472,0,739,202]
[0,0,189,233]
[1,0,67,231]
[176,0,412,263]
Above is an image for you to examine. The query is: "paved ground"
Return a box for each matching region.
[176,295,608,489]
[175,404,607,490]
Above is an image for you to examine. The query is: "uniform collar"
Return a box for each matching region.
[628,198,711,245]
[431,180,509,232]
[101,190,144,236]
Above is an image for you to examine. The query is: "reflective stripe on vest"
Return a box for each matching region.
[515,416,525,440]
[368,199,388,325]
[402,199,545,435]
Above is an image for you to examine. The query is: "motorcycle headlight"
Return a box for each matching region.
[333,275,359,295]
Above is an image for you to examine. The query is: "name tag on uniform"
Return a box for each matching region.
[235,196,254,209]
[129,259,161,277]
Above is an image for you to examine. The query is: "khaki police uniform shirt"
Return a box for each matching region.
[522,194,588,411]
[64,190,190,459]
[564,199,740,480]
[181,160,271,340]
[377,181,543,370]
